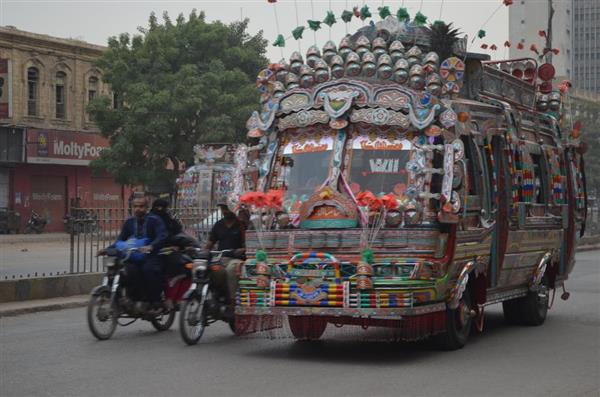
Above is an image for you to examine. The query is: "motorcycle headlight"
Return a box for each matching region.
[193,259,208,278]
[103,256,116,268]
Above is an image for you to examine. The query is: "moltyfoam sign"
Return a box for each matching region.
[26,129,109,165]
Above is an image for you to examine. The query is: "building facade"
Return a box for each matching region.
[508,0,573,80]
[572,0,599,94]
[0,26,128,232]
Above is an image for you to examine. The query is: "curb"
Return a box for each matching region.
[576,244,600,252]
[0,296,88,317]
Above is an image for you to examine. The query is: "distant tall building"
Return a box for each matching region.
[509,1,599,96]
[572,0,599,94]
[508,0,572,80]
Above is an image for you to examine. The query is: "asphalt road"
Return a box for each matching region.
[1,251,599,397]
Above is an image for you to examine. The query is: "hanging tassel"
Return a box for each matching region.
[414,11,427,26]
[341,9,354,22]
[396,7,410,22]
[378,6,391,19]
[292,26,305,40]
[360,5,372,20]
[307,19,322,31]
[323,11,336,27]
[272,34,285,47]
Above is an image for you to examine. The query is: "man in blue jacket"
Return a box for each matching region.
[99,196,167,308]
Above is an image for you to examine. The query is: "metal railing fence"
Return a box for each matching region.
[68,206,214,273]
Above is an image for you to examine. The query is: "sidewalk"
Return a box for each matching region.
[0,295,88,317]
[0,232,71,245]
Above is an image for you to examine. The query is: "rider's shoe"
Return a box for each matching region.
[220,305,234,322]
[145,302,164,317]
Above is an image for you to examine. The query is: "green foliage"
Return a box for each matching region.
[88,11,268,190]
[571,96,600,196]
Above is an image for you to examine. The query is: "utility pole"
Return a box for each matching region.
[546,0,554,64]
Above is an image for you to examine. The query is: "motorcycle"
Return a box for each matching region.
[179,249,240,345]
[87,243,197,340]
[64,209,99,235]
[24,210,47,234]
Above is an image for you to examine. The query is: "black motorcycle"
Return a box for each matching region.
[179,250,239,345]
[87,246,196,340]
[64,209,99,235]
[24,210,47,234]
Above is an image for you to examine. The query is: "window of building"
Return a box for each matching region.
[55,71,66,119]
[88,76,98,102]
[27,67,39,116]
[521,19,525,24]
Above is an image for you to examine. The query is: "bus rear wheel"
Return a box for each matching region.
[503,276,549,326]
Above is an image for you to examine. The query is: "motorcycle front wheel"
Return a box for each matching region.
[179,293,207,345]
[87,289,117,340]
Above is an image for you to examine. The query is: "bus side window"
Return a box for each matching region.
[530,153,549,205]
[477,141,495,224]
[460,136,479,197]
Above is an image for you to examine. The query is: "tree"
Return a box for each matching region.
[88,11,268,191]
[569,95,600,197]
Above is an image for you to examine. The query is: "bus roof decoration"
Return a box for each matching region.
[245,17,469,139]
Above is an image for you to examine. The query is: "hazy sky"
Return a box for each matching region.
[1,0,516,62]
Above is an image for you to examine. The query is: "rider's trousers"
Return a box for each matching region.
[210,258,242,305]
[125,254,164,303]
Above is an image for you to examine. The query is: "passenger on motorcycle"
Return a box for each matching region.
[204,202,246,313]
[150,199,199,310]
[97,197,168,310]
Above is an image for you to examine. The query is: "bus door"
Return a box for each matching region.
[480,135,511,288]
[563,148,587,275]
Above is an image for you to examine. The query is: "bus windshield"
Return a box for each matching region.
[278,131,334,204]
[348,133,412,196]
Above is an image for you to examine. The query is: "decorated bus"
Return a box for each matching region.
[228,16,586,349]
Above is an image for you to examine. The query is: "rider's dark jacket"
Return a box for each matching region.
[113,214,168,251]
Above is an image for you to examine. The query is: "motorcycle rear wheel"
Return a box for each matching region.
[151,310,176,331]
[87,289,117,340]
[179,295,207,345]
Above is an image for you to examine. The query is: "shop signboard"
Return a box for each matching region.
[26,129,109,165]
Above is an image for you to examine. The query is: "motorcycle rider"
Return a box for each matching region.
[204,201,246,315]
[98,197,168,310]
[150,199,183,244]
